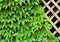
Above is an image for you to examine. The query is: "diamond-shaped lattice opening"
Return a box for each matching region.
[53,7,58,12]
[47,12,53,17]
[56,22,60,28]
[49,2,54,7]
[51,16,57,23]
[50,27,56,33]
[57,12,60,17]
[55,32,60,37]
[45,7,49,13]
[45,0,49,2]
[54,0,58,2]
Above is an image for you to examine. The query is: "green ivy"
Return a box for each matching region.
[0,0,58,42]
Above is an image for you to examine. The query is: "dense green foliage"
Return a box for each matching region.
[0,0,58,42]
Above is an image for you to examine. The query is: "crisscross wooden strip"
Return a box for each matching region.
[50,0,60,10]
[50,20,60,34]
[46,10,50,14]
[47,1,51,4]
[50,16,54,20]
[42,0,60,35]
[54,20,58,24]
[43,1,60,21]
[53,31,57,35]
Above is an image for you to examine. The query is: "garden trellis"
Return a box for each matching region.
[43,0,60,37]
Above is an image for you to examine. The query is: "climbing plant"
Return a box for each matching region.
[0,0,58,42]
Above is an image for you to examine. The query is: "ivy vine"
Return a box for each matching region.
[0,0,58,42]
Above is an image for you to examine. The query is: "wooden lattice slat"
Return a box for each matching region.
[42,0,60,37]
